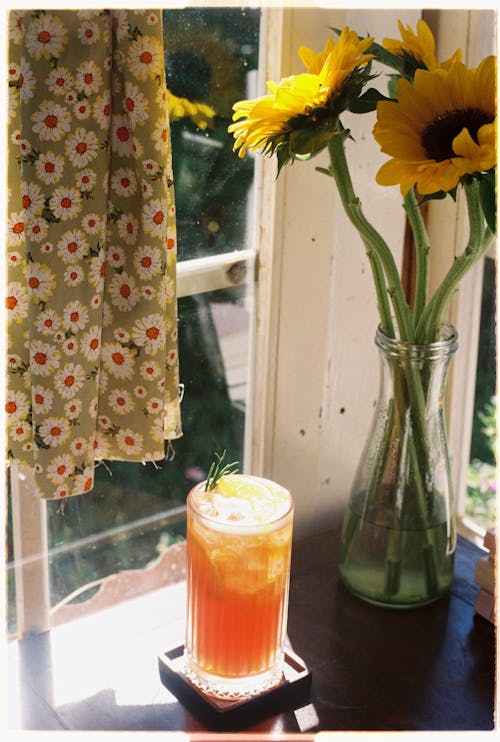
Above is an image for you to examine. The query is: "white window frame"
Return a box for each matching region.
[8,4,495,636]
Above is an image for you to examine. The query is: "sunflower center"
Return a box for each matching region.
[422,107,493,162]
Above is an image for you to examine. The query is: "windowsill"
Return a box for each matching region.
[458,515,492,548]
[7,528,495,733]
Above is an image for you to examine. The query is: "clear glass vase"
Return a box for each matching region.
[339,323,458,608]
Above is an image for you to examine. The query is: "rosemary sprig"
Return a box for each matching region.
[205,450,239,491]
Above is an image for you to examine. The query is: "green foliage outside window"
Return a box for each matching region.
[466,257,497,531]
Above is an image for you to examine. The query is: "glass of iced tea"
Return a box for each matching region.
[184,473,294,699]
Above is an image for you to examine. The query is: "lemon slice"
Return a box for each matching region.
[216,475,288,523]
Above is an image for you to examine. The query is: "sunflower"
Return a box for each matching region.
[229,27,374,160]
[299,26,374,87]
[373,55,497,195]
[382,19,462,72]
[166,89,215,130]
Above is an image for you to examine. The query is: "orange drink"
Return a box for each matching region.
[185,474,294,698]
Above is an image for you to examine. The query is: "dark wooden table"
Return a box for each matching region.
[8,530,495,733]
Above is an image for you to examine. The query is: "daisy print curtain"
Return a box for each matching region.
[6,9,182,500]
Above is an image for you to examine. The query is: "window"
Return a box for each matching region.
[465,253,497,534]
[7,5,495,638]
[7,5,261,638]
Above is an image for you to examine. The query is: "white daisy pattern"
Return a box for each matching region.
[46,454,74,484]
[21,181,44,217]
[54,362,86,400]
[7,9,181,499]
[111,167,138,198]
[49,186,82,221]
[65,127,100,169]
[108,270,141,312]
[31,100,72,142]
[134,245,163,279]
[5,282,29,322]
[32,386,55,415]
[123,81,150,129]
[109,388,135,415]
[30,340,61,377]
[18,58,37,102]
[24,14,68,61]
[46,66,74,97]
[101,342,136,380]
[27,262,56,304]
[143,198,168,239]
[116,212,139,245]
[127,35,163,81]
[26,216,49,244]
[5,390,31,423]
[131,313,166,355]
[35,308,61,336]
[7,212,26,247]
[35,150,64,184]
[56,229,89,263]
[75,60,103,97]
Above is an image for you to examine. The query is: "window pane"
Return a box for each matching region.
[163,7,260,261]
[46,283,253,611]
[466,256,497,531]
[6,491,16,636]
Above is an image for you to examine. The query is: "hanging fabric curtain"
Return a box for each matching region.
[6,9,182,499]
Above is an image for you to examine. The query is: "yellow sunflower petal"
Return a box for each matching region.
[414,160,462,195]
[375,158,417,195]
[472,56,497,117]
[452,128,481,160]
[299,38,335,74]
[411,67,455,114]
[382,19,461,72]
[440,49,462,71]
[453,122,497,173]
[275,73,325,112]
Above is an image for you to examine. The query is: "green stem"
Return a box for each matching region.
[326,133,433,459]
[326,132,440,598]
[326,133,414,341]
[404,188,430,322]
[415,180,492,343]
[364,242,395,338]
[408,431,439,595]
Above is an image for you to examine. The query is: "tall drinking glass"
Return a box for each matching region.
[185,474,294,699]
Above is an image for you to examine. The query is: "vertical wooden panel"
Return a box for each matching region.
[10,465,51,636]
[315,8,420,530]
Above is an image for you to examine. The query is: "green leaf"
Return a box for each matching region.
[479,170,497,235]
[315,166,333,177]
[367,41,406,74]
[417,187,458,206]
[289,127,332,157]
[417,190,447,205]
[387,74,400,99]
[348,87,391,113]
[276,146,292,178]
[205,450,239,492]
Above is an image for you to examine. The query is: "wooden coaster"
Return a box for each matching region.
[158,644,312,728]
